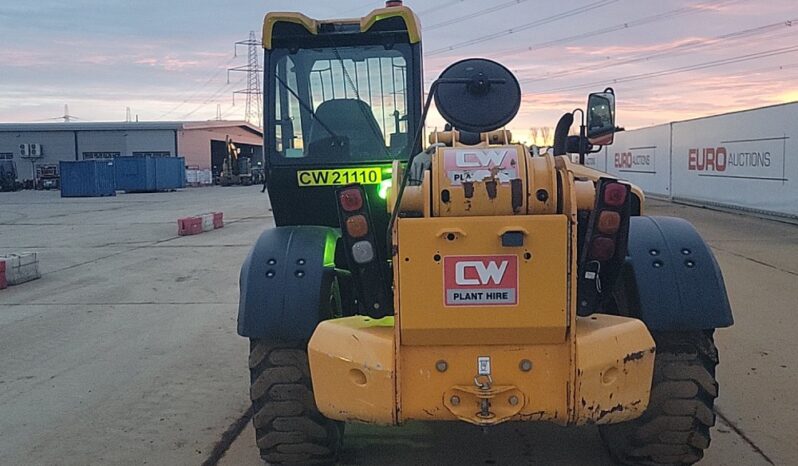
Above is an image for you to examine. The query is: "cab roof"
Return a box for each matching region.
[262,5,420,49]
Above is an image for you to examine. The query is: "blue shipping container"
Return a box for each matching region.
[59,160,116,197]
[115,156,156,192]
[113,156,185,192]
[154,157,186,191]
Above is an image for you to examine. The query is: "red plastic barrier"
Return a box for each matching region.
[0,260,7,290]
[177,212,224,236]
[178,217,203,236]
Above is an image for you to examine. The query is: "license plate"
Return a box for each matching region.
[296,167,382,186]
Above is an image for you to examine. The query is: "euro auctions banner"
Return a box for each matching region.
[598,124,672,197]
[671,103,798,217]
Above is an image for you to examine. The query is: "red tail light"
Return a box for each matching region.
[589,237,615,261]
[603,183,627,207]
[339,187,363,212]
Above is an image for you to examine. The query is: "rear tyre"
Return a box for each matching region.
[248,340,343,465]
[599,331,719,465]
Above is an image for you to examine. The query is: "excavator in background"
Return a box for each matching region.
[236,2,734,465]
[219,136,253,186]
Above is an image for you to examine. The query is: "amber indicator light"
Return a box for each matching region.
[597,211,621,235]
[346,215,369,238]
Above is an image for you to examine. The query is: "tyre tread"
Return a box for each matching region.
[248,340,341,465]
[600,331,719,466]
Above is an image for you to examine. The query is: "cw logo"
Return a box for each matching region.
[455,260,509,286]
[455,150,508,168]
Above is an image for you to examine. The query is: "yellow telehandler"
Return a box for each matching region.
[238,3,733,464]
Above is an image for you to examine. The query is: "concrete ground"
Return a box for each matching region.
[0,187,795,465]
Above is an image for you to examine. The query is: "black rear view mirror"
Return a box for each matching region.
[434,58,521,134]
[587,88,616,145]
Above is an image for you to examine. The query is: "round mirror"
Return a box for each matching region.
[434,58,521,134]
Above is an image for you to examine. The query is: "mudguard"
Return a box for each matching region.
[621,216,733,330]
[238,226,340,341]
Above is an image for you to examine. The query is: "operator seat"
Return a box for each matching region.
[306,99,386,158]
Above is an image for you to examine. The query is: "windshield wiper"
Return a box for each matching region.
[274,73,341,140]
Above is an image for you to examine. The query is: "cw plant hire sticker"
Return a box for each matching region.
[443,148,518,185]
[443,255,519,306]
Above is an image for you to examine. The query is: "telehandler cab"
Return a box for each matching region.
[238,3,733,465]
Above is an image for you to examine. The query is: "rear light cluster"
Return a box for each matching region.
[587,183,628,261]
[577,179,632,316]
[335,184,392,317]
[339,188,373,264]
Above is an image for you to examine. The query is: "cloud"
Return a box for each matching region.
[563,37,707,58]
[0,49,56,67]
[78,55,121,65]
[134,56,203,71]
[2,0,798,128]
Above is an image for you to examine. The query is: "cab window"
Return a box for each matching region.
[272,44,411,161]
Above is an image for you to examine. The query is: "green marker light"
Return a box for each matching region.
[378,178,392,200]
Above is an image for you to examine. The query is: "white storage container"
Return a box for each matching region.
[1,253,41,285]
[200,169,213,185]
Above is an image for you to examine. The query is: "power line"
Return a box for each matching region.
[492,0,740,59]
[432,58,798,130]
[220,103,241,120]
[425,0,529,31]
[529,43,798,95]
[599,62,798,128]
[342,1,469,18]
[174,32,261,123]
[519,18,797,85]
[426,0,620,56]
[341,1,378,15]
[179,75,244,120]
[417,0,468,16]
[608,61,798,97]
[156,55,237,120]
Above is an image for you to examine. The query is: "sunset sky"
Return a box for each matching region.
[1,0,797,144]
